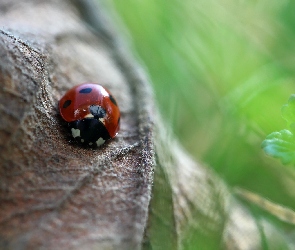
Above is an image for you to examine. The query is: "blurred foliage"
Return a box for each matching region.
[104,0,295,248]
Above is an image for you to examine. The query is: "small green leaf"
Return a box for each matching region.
[262,129,295,165]
[262,94,295,165]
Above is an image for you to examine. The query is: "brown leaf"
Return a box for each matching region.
[0,0,154,249]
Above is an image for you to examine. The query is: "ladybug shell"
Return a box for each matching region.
[59,83,120,138]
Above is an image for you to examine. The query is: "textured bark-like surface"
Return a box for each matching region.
[0,0,154,249]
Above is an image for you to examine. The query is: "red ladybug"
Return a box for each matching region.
[59,83,120,146]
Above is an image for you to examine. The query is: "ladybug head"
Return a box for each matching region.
[89,105,106,119]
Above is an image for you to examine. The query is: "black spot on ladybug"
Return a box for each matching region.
[79,88,92,94]
[69,118,110,145]
[109,95,117,106]
[63,100,71,108]
[89,105,106,118]
[118,116,120,124]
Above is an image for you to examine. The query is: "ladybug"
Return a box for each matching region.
[59,83,120,147]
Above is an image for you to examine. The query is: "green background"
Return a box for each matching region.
[106,0,295,248]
